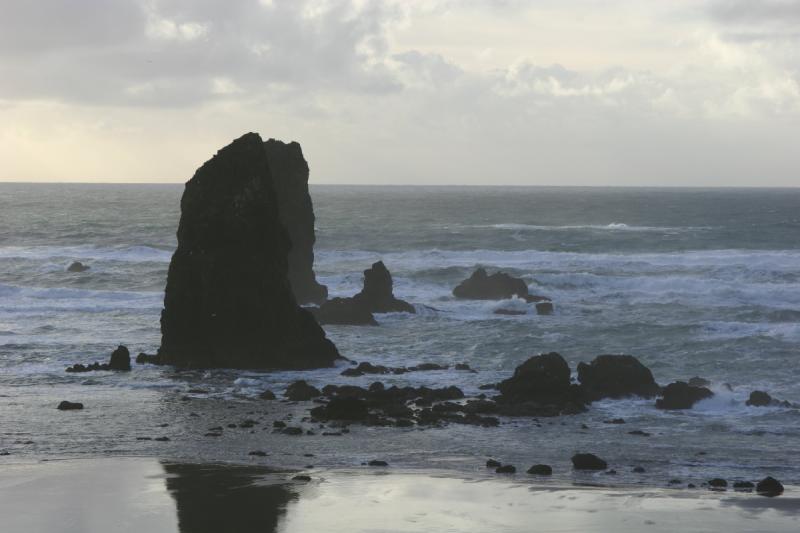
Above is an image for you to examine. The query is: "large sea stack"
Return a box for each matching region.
[158,133,340,369]
[264,139,328,304]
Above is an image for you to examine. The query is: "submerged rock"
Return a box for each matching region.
[66,345,131,373]
[577,354,660,401]
[571,453,607,470]
[67,261,90,272]
[453,268,549,303]
[264,139,327,305]
[285,380,321,401]
[527,464,553,475]
[535,302,554,315]
[655,381,713,410]
[310,397,369,421]
[157,133,339,369]
[57,401,84,410]
[495,352,586,417]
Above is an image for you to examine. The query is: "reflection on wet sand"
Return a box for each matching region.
[162,463,296,533]
[0,458,798,533]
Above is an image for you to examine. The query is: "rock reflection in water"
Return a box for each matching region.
[161,463,297,533]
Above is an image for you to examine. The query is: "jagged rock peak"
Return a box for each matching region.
[158,132,340,369]
[264,138,327,304]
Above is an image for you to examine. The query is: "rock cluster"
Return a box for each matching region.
[157,133,339,369]
[66,345,131,373]
[312,261,414,325]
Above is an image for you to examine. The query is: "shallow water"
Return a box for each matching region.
[0,184,799,487]
[2,458,798,533]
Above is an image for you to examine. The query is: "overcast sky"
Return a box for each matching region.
[1,0,798,185]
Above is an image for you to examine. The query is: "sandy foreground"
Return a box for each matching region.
[0,457,798,533]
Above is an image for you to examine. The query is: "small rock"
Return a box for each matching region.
[57,401,83,410]
[746,391,772,407]
[527,464,552,475]
[535,302,554,315]
[154,436,170,442]
[708,478,727,489]
[293,475,312,482]
[281,427,303,436]
[67,261,90,272]
[285,380,321,401]
[259,390,276,400]
[655,381,713,410]
[248,451,267,457]
[486,459,502,468]
[368,460,388,467]
[495,465,516,474]
[628,430,651,437]
[273,421,286,428]
[604,418,625,424]
[632,466,645,473]
[756,476,784,497]
[571,453,607,470]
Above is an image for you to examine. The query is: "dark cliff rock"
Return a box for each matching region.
[157,132,340,369]
[264,139,327,304]
[311,261,413,325]
[577,354,660,401]
[453,268,549,303]
[655,381,713,409]
[495,352,586,416]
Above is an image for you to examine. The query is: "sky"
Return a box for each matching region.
[0,0,799,186]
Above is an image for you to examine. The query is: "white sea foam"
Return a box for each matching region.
[0,245,173,263]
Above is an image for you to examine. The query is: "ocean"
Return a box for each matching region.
[1,183,799,487]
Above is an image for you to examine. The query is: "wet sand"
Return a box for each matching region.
[1,458,798,533]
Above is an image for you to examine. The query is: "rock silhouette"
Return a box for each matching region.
[312,261,414,325]
[67,261,90,272]
[264,139,327,305]
[66,345,131,372]
[577,354,660,401]
[157,132,340,369]
[655,381,713,409]
[495,352,586,416]
[453,268,549,303]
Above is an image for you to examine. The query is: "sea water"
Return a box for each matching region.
[1,184,798,486]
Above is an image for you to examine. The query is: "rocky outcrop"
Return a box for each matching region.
[311,261,414,325]
[756,476,784,497]
[571,453,607,470]
[67,261,90,272]
[495,352,586,416]
[577,355,660,401]
[655,381,713,409]
[66,345,131,372]
[746,390,772,407]
[453,268,549,303]
[157,133,340,369]
[264,139,327,304]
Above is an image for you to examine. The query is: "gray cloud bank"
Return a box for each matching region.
[0,0,798,185]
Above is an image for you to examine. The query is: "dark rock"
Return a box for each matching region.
[353,261,415,313]
[292,475,312,482]
[486,459,502,468]
[632,466,645,473]
[310,397,369,421]
[495,465,516,474]
[57,401,83,410]
[708,478,727,489]
[67,261,90,272]
[322,432,342,436]
[312,297,377,326]
[571,453,607,470]
[688,376,711,388]
[157,132,339,369]
[756,476,784,497]
[108,345,131,371]
[264,138,327,304]
[368,460,388,467]
[535,302,554,315]
[248,451,267,457]
[259,390,276,400]
[135,353,159,364]
[285,380,321,401]
[280,427,303,436]
[454,363,474,371]
[669,479,682,485]
[496,352,586,416]
[494,308,527,316]
[272,421,286,429]
[154,437,170,442]
[527,464,552,475]
[453,268,548,302]
[628,430,651,437]
[655,381,713,410]
[577,354,660,401]
[604,418,626,424]
[746,390,772,407]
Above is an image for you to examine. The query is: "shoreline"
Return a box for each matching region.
[2,457,798,533]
